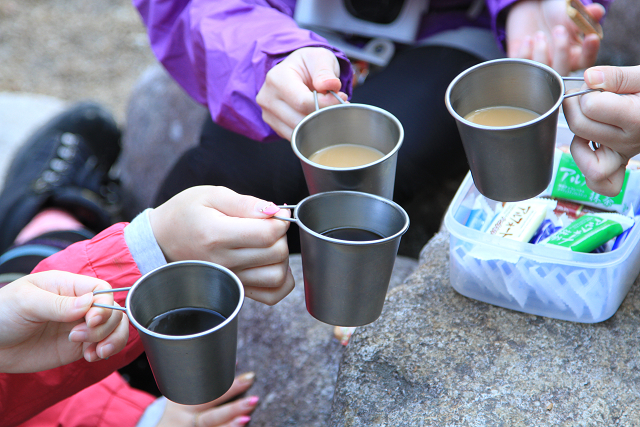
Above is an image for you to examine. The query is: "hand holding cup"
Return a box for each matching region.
[149,186,295,306]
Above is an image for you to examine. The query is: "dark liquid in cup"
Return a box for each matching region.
[322,227,384,241]
[146,307,226,336]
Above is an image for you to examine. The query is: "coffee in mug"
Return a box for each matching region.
[308,144,385,168]
[464,106,540,127]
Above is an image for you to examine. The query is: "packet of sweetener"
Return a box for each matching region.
[486,198,557,242]
[541,212,634,253]
[540,150,640,215]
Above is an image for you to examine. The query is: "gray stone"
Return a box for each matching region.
[331,231,640,426]
[598,0,640,67]
[0,93,66,191]
[115,64,208,218]
[236,254,418,427]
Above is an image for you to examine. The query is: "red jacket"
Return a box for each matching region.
[0,223,153,427]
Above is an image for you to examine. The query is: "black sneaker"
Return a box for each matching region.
[0,101,122,253]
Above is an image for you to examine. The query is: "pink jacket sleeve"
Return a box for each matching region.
[132,0,354,142]
[0,223,146,427]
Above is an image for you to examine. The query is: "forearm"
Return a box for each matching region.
[133,0,353,141]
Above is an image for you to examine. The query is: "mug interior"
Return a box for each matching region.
[292,104,402,164]
[127,261,243,337]
[295,191,409,243]
[447,59,563,124]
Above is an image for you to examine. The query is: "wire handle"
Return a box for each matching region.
[561,75,603,98]
[271,205,297,222]
[312,90,347,112]
[92,287,131,311]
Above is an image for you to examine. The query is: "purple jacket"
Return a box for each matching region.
[132,0,611,142]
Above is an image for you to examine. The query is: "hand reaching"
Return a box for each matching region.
[563,65,640,196]
[256,47,348,140]
[506,0,606,76]
[0,271,128,373]
[149,186,295,305]
[156,372,259,427]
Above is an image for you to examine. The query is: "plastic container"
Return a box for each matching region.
[444,171,640,323]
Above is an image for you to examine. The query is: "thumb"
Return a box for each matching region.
[305,48,342,94]
[29,287,93,324]
[584,65,640,93]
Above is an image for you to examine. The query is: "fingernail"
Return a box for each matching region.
[75,292,93,309]
[243,396,259,409]
[259,203,280,216]
[238,371,256,384]
[98,344,114,359]
[586,69,605,88]
[553,25,567,38]
[68,330,88,342]
[234,416,251,426]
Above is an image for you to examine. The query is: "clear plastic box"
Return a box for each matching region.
[444,167,640,324]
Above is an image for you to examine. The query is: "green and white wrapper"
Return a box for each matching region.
[540,150,640,215]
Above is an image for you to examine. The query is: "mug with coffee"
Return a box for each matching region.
[274,190,410,326]
[291,92,403,200]
[445,58,598,202]
[93,261,244,405]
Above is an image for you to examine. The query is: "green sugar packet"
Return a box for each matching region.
[542,213,634,253]
[540,150,640,214]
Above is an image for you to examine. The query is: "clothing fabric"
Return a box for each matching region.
[0,213,167,427]
[154,45,482,219]
[17,372,155,427]
[132,0,612,142]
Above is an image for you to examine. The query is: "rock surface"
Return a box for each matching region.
[115,64,208,218]
[331,231,640,426]
[237,254,418,426]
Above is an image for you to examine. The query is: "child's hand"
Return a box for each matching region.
[0,271,128,373]
[563,65,640,196]
[149,186,295,305]
[256,47,348,141]
[506,0,605,76]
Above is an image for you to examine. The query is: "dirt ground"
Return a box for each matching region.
[0,0,156,125]
[2,0,638,123]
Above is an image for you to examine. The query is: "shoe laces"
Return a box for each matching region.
[33,132,89,193]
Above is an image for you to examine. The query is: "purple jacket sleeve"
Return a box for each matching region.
[484,0,614,50]
[132,0,353,142]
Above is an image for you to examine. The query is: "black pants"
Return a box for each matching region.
[155,46,483,255]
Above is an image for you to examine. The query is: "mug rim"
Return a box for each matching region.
[291,103,404,171]
[444,58,564,131]
[125,260,245,340]
[292,190,410,245]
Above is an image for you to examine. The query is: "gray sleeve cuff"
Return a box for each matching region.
[124,209,167,275]
[135,396,167,427]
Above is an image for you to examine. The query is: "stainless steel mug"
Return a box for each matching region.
[94,261,244,405]
[276,191,410,326]
[291,93,403,200]
[445,58,597,202]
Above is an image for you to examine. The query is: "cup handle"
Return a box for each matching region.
[312,90,347,112]
[561,76,603,98]
[271,205,298,222]
[92,287,131,311]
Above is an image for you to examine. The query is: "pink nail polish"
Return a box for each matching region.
[236,415,251,426]
[245,395,259,407]
[261,203,280,215]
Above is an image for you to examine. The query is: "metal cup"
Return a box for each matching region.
[276,191,410,326]
[291,93,403,200]
[95,261,244,405]
[445,58,597,202]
